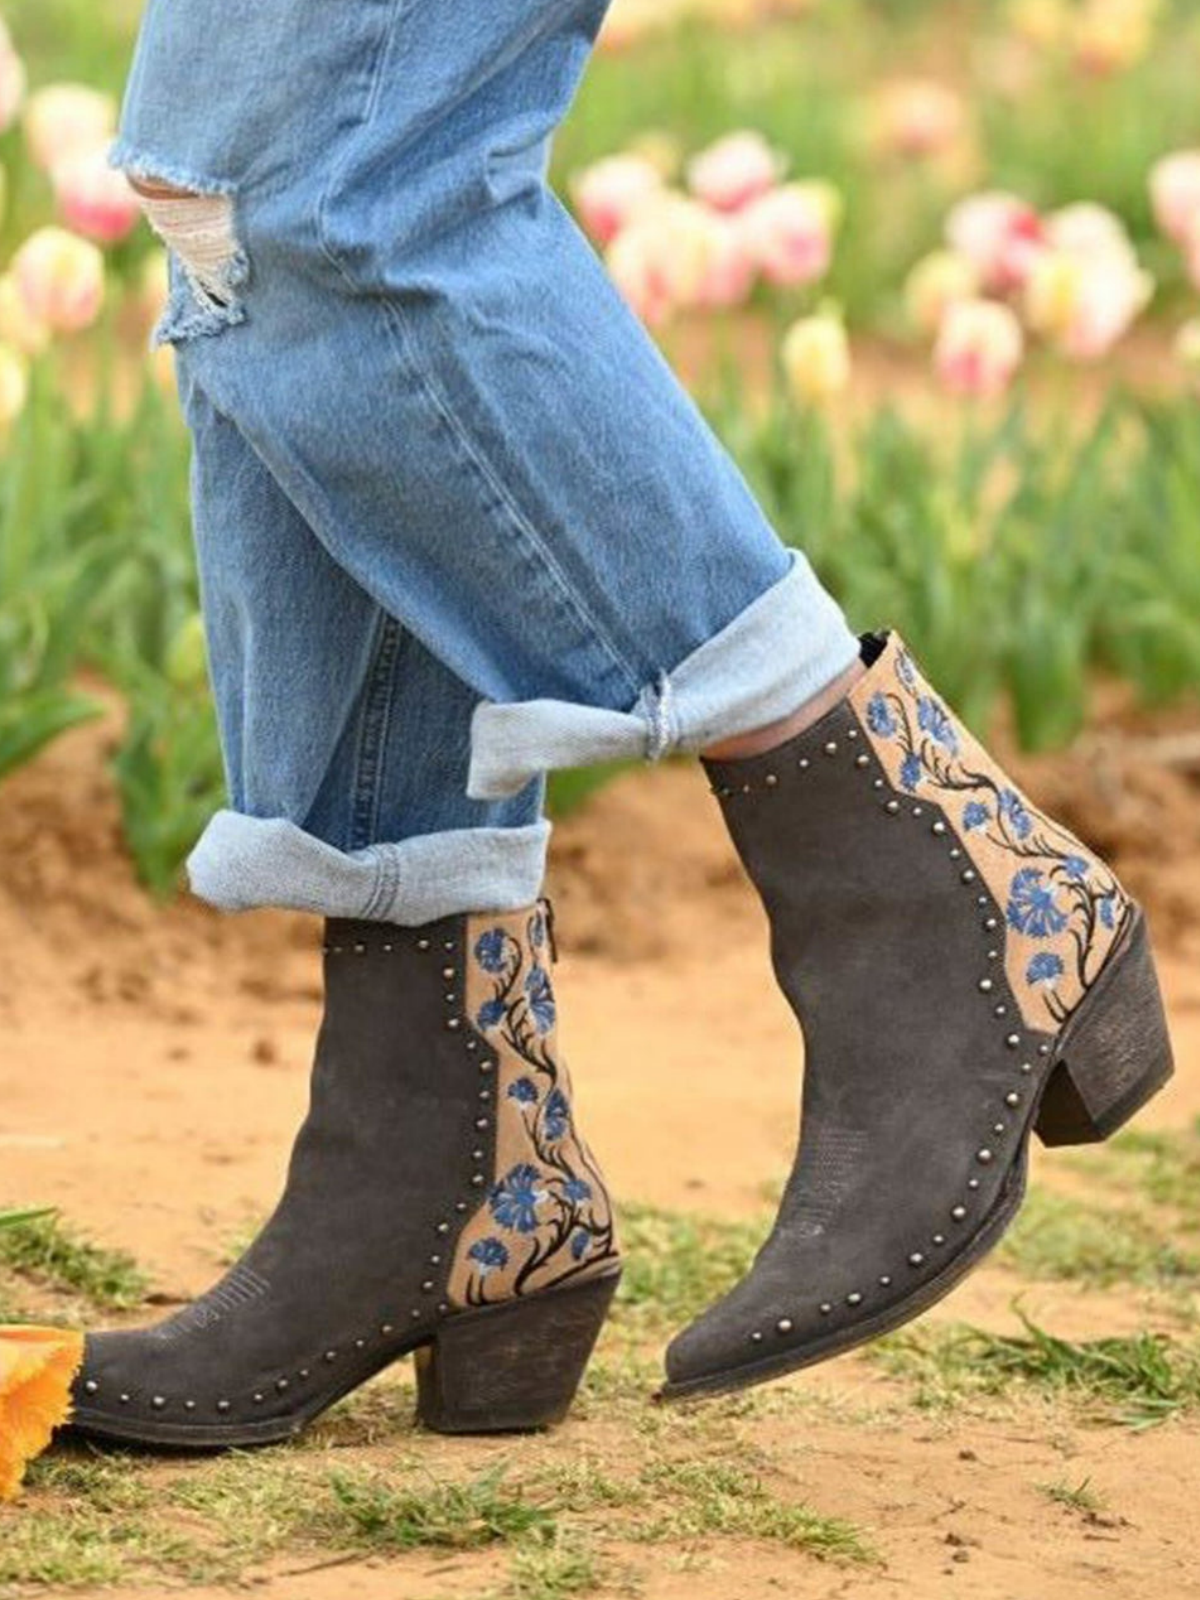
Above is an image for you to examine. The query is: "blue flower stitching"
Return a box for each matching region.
[1063,854,1090,881]
[900,751,923,791]
[563,1177,592,1204]
[507,1077,539,1105]
[998,789,1033,840]
[866,692,897,738]
[525,965,556,1033]
[1099,894,1118,930]
[917,696,959,755]
[570,1230,591,1262]
[530,910,546,948]
[474,929,509,974]
[543,1088,571,1143]
[1006,867,1068,938]
[1026,951,1064,987]
[468,1237,510,1277]
[896,650,917,689]
[476,996,506,1031]
[963,800,990,832]
[488,1163,548,1234]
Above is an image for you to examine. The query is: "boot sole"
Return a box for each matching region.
[658,905,1172,1403]
[64,1269,622,1451]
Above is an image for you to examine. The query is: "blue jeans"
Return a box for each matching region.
[113,0,858,923]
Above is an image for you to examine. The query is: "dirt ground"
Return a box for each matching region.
[2,692,1200,1599]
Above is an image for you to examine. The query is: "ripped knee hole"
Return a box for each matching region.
[131,180,243,308]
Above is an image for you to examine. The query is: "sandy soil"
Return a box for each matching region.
[2,698,1199,1599]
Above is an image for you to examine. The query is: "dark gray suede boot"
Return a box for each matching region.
[662,631,1172,1400]
[68,902,620,1446]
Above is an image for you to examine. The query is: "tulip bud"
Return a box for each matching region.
[781,314,851,407]
[23,83,117,171]
[686,130,783,213]
[11,226,105,334]
[0,274,50,355]
[946,191,1045,294]
[738,183,836,289]
[1150,150,1200,246]
[871,79,965,161]
[904,251,979,338]
[52,146,142,246]
[934,299,1024,398]
[571,154,664,246]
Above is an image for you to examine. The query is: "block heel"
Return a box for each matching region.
[1035,909,1174,1148]
[414,1270,621,1435]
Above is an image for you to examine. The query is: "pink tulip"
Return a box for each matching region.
[0,274,49,356]
[23,84,116,172]
[738,183,835,289]
[52,147,142,246]
[686,131,782,213]
[1072,0,1159,75]
[11,227,105,334]
[946,192,1045,294]
[693,212,757,309]
[571,154,664,246]
[1026,205,1152,359]
[1150,151,1200,245]
[872,79,965,160]
[934,299,1024,398]
[904,250,980,337]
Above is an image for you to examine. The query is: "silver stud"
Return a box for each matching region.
[994,1003,1008,1017]
[430,1254,442,1265]
[847,1292,863,1306]
[1038,1043,1052,1057]
[987,949,999,961]
[455,1200,468,1213]
[912,805,924,816]
[276,1377,289,1392]
[873,777,885,789]
[800,758,811,770]
[993,1123,1006,1136]
[977,1148,994,1164]
[475,1116,489,1130]
[979,978,994,993]
[444,992,457,1004]
[777,1317,794,1334]
[151,1395,166,1409]
[977,894,989,906]
[909,1252,925,1267]
[932,1234,946,1246]
[381,1324,394,1336]
[1005,1092,1020,1107]
[216,1399,230,1412]
[417,939,431,951]
[751,1330,765,1342]
[436,1221,450,1235]
[1020,1062,1033,1075]
[83,1378,99,1395]
[984,916,999,931]
[856,753,871,769]
[299,1369,310,1379]
[324,1350,337,1362]
[968,1177,980,1190]
[355,1338,366,1349]
[879,1275,892,1287]
[885,799,901,815]
[466,1039,479,1052]
[847,727,859,740]
[119,1393,131,1405]
[471,1173,486,1187]
[961,869,977,884]
[421,1280,435,1292]
[438,1303,450,1314]
[819,1302,833,1315]
[479,1088,491,1101]
[1006,1034,1021,1049]
[185,1400,196,1411]
[442,967,456,980]
[741,783,752,795]
[951,1205,967,1221]
[446,1018,461,1031]
[765,774,778,787]
[824,741,838,756]
[949,847,963,860]
[471,1148,485,1161]
[354,942,366,955]
[253,1393,264,1404]
[411,1309,422,1320]
[444,941,455,952]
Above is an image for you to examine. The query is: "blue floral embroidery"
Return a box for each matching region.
[474,929,509,974]
[570,1230,591,1262]
[1099,894,1118,930]
[896,651,917,689]
[866,692,897,737]
[963,800,990,832]
[1026,951,1064,987]
[543,1088,571,1143]
[476,997,505,1031]
[1006,868,1068,938]
[900,751,923,791]
[998,789,1033,840]
[488,1163,548,1234]
[468,1237,510,1276]
[524,966,556,1033]
[507,1077,539,1105]
[917,696,959,755]
[530,910,546,948]
[564,1178,592,1203]
[1063,854,1090,881]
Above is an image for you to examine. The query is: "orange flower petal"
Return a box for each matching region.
[0,1325,84,1501]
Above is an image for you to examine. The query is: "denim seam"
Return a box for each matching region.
[361,843,402,921]
[349,611,403,852]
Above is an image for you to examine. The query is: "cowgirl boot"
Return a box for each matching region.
[662,631,1172,1400]
[69,902,620,1445]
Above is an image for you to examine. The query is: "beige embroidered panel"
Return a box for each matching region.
[447,905,619,1307]
[851,635,1128,1035]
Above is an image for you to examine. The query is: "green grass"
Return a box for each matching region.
[874,1314,1200,1428]
[1000,1188,1200,1290]
[611,1202,762,1338]
[0,1210,148,1310]
[1037,1476,1109,1518]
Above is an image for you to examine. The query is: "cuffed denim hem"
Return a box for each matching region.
[186,812,551,924]
[468,550,859,800]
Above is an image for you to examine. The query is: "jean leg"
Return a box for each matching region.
[179,373,548,921]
